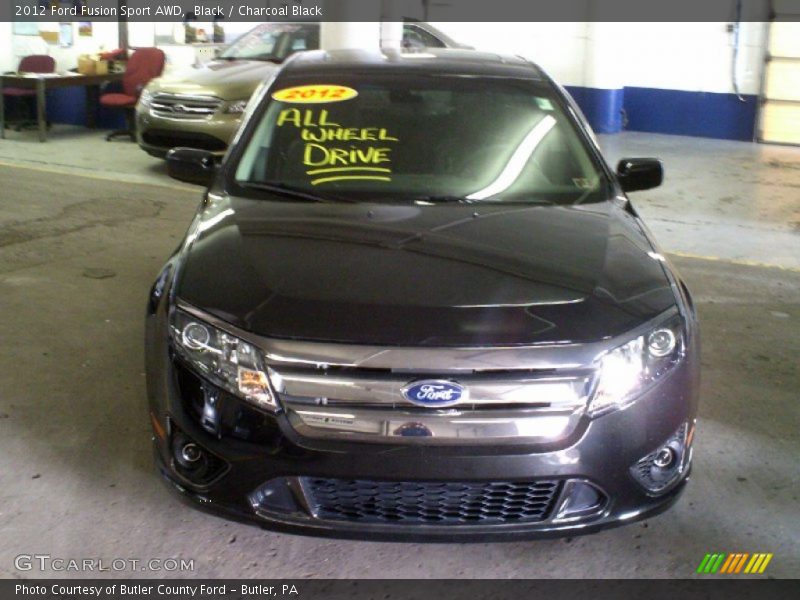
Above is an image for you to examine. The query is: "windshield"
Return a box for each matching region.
[219,24,319,62]
[233,74,608,204]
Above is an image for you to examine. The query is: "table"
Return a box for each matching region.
[0,72,125,142]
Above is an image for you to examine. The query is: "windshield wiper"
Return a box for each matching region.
[237,181,355,203]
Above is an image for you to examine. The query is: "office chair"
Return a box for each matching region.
[2,55,56,131]
[100,47,165,141]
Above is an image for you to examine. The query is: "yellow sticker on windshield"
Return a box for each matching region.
[272,85,358,104]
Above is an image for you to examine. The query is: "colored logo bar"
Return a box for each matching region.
[696,553,773,574]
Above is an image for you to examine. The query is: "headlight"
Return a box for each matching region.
[223,99,248,114]
[138,88,153,109]
[170,310,278,412]
[589,314,685,415]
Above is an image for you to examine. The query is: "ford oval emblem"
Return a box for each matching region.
[401,380,466,407]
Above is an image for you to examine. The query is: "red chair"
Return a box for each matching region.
[3,55,56,131]
[100,47,165,141]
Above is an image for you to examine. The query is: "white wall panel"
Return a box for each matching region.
[435,21,765,95]
[320,22,382,51]
[0,23,13,72]
[431,22,588,86]
[583,22,626,89]
[7,22,119,72]
[321,0,382,50]
[615,22,763,94]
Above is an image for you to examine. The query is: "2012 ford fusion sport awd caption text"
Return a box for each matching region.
[145,49,699,541]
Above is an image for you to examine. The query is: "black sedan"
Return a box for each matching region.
[146,48,699,541]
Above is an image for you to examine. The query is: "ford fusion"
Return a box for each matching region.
[146,49,699,541]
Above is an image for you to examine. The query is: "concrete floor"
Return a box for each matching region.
[0,126,798,578]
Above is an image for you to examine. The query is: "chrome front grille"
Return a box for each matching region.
[150,93,222,120]
[173,300,607,445]
[270,366,595,444]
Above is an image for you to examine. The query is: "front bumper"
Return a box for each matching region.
[148,350,697,541]
[135,107,241,158]
[145,260,699,541]
[155,447,690,542]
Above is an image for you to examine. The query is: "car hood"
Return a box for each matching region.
[176,197,676,347]
[150,60,278,100]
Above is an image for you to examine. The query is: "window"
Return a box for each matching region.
[233,74,606,205]
[219,24,319,63]
[402,25,446,49]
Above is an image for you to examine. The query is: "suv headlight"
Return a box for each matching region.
[589,314,685,415]
[170,310,278,412]
[138,87,154,109]
[223,99,248,114]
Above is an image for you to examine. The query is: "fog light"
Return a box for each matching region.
[630,423,689,494]
[172,434,207,472]
[180,443,202,464]
[169,428,228,486]
[653,447,676,469]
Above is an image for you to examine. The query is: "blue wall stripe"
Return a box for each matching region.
[565,85,757,141]
[40,83,756,141]
[565,86,624,134]
[623,87,757,141]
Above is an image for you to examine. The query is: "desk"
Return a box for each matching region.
[0,72,125,142]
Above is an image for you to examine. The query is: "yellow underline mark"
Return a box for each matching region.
[310,175,391,185]
[305,167,391,175]
[0,159,198,193]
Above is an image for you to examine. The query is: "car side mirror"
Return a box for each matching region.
[616,158,663,193]
[167,148,217,186]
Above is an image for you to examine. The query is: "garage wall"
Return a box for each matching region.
[2,23,123,129]
[0,19,768,141]
[7,22,120,71]
[434,22,765,140]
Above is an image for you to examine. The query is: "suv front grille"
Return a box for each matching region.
[303,477,562,525]
[150,93,222,120]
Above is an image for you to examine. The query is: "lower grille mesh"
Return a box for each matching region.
[303,478,562,525]
[141,129,228,152]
